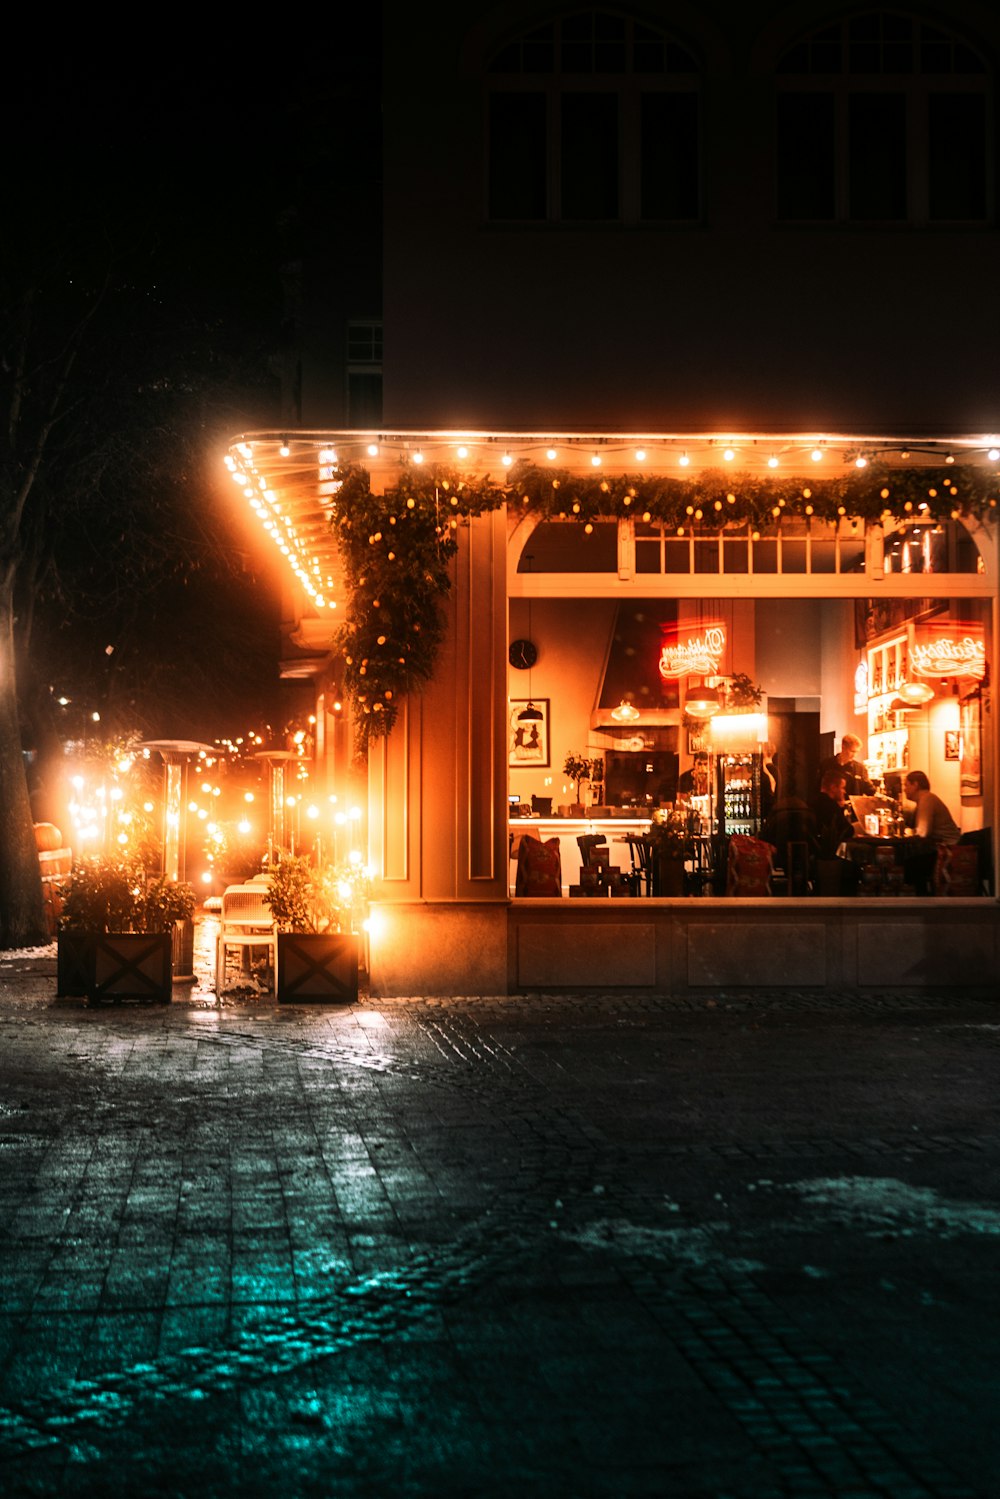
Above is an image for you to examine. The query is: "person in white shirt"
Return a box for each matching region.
[902,770,960,893]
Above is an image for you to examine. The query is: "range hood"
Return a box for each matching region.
[590,602,681,734]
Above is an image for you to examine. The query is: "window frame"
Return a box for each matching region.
[773,12,993,227]
[485,10,702,227]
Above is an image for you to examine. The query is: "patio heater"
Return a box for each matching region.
[140,740,214,983]
[253,750,301,863]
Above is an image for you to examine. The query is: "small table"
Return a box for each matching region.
[846,834,909,894]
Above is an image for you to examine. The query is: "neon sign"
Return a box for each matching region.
[658,623,726,680]
[911,622,986,681]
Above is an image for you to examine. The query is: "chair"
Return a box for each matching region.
[958,828,993,895]
[215,884,278,994]
[934,843,982,897]
[623,834,653,896]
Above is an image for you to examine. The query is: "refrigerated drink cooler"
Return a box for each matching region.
[715,753,764,838]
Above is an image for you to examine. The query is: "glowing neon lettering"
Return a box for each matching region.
[911,623,986,680]
[658,624,726,680]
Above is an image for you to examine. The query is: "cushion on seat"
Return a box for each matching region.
[726,835,776,896]
[515,835,562,896]
[934,843,980,896]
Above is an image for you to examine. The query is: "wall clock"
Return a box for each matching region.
[508,638,538,670]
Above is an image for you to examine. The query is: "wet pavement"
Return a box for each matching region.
[0,920,998,1497]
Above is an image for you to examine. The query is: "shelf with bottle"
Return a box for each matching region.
[869,732,910,773]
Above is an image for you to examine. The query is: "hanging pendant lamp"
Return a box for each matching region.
[517,552,543,721]
[896,680,935,707]
[684,678,720,719]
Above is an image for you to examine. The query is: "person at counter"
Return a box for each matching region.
[818,734,875,799]
[678,755,708,798]
[901,770,961,894]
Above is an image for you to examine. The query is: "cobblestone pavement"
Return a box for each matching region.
[0,929,998,1497]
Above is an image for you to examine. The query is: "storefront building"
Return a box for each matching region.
[226,429,999,995]
[225,0,1000,993]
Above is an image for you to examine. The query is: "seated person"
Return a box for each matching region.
[764,794,814,892]
[901,770,960,894]
[809,768,860,892]
[817,734,875,801]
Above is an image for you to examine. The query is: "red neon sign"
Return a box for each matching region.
[911,622,986,680]
[658,623,726,680]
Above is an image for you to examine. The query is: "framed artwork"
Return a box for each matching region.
[959,690,982,795]
[509,700,550,767]
[944,730,960,762]
[687,728,708,755]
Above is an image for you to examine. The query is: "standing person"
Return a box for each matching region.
[902,770,960,894]
[818,734,875,798]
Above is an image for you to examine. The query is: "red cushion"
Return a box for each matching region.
[726,835,776,896]
[934,844,980,896]
[515,836,563,897]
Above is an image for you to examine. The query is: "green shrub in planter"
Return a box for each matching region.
[265,854,369,1004]
[57,856,195,1002]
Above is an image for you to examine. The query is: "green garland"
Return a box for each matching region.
[329,458,998,755]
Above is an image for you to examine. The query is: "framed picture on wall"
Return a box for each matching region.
[509,700,550,767]
[959,690,982,795]
[687,728,708,755]
[944,730,960,762]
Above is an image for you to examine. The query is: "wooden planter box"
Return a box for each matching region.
[56,931,173,1003]
[56,931,93,997]
[277,932,359,1004]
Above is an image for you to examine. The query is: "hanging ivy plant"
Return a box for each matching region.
[328,458,997,757]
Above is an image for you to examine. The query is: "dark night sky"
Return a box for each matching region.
[4,28,379,745]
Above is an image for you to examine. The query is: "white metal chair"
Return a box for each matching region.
[215,884,278,994]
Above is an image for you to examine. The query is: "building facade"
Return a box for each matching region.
[229,2,1000,995]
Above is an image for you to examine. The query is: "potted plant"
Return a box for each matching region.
[57,856,196,1003]
[265,853,370,1003]
[564,752,598,816]
[647,808,696,896]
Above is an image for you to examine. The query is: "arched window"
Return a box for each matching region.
[486,8,701,224]
[774,10,991,224]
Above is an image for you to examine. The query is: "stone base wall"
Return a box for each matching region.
[509,898,1000,995]
[369,898,1000,997]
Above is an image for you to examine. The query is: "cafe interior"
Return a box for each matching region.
[507,584,991,900]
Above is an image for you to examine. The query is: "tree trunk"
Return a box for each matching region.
[0,572,48,947]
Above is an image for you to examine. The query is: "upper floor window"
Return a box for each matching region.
[487,8,701,225]
[346,319,383,427]
[775,10,991,224]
